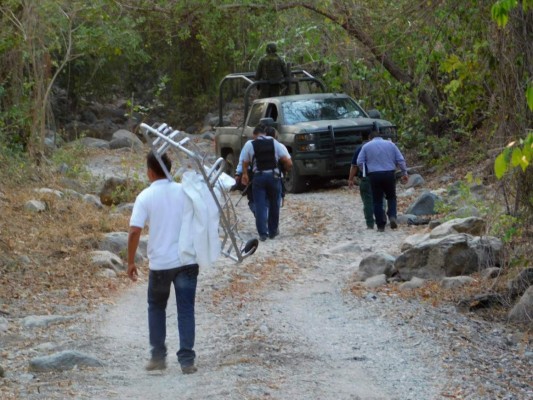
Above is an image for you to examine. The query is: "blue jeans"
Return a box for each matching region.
[368,170,397,229]
[252,172,281,237]
[147,265,198,367]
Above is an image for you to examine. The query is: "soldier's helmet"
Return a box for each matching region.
[266,43,277,54]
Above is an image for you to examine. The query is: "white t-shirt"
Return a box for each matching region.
[130,179,186,270]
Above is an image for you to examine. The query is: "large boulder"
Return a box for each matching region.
[429,217,486,238]
[394,233,502,280]
[109,129,144,151]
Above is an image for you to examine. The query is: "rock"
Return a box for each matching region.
[363,274,387,288]
[507,268,533,297]
[74,137,110,149]
[357,252,396,280]
[110,129,143,150]
[0,316,8,332]
[201,131,215,141]
[36,187,61,199]
[25,200,46,212]
[83,194,103,209]
[441,276,476,289]
[482,267,502,279]
[98,232,144,263]
[395,234,483,280]
[325,241,362,255]
[22,315,74,328]
[508,286,533,324]
[428,219,442,229]
[406,191,440,215]
[109,136,141,151]
[400,233,430,252]
[18,255,31,264]
[399,277,426,290]
[29,350,104,372]
[451,205,480,218]
[115,203,134,213]
[469,236,503,269]
[89,250,125,273]
[397,187,416,197]
[405,173,425,189]
[98,269,118,278]
[429,217,486,238]
[63,189,83,199]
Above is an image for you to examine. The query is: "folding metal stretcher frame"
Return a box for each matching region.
[139,122,258,263]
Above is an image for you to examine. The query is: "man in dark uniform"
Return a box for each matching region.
[348,132,375,229]
[255,43,288,98]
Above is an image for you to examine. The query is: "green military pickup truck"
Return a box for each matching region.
[215,70,397,193]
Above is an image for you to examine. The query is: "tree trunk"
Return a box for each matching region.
[276,2,445,134]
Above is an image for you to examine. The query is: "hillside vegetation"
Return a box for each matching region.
[0,1,531,320]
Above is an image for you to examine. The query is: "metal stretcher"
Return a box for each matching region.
[139,122,258,262]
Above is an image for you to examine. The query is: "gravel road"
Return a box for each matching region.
[76,184,531,400]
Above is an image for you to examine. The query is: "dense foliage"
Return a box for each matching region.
[0,0,531,246]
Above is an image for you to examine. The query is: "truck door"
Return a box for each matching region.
[242,102,266,147]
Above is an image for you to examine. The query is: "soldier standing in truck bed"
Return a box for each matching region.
[255,43,288,98]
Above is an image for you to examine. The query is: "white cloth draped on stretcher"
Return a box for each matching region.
[178,170,235,269]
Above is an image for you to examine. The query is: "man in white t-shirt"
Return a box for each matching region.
[127,151,198,375]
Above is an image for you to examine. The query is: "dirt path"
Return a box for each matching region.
[80,187,449,400]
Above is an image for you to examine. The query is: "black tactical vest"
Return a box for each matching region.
[252,138,277,171]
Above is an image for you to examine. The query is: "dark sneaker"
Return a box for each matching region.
[389,217,398,229]
[269,229,279,239]
[366,225,374,229]
[259,235,267,241]
[145,358,167,371]
[377,227,385,232]
[181,365,198,375]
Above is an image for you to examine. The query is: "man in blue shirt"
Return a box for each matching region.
[356,130,408,232]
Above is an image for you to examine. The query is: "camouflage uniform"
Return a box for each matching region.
[256,43,288,98]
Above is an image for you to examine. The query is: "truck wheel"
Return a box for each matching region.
[224,153,235,176]
[283,163,307,194]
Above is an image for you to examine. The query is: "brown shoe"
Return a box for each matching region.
[181,365,198,375]
[145,358,167,371]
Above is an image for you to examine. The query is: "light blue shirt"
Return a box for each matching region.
[356,137,407,175]
[237,136,290,174]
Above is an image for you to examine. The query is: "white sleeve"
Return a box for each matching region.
[129,192,148,228]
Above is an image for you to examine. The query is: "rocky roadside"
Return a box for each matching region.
[0,139,531,399]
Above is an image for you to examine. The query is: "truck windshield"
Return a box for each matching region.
[281,98,366,124]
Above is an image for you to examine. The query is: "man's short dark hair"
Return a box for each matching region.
[147,151,171,178]
[265,126,278,138]
[253,124,267,136]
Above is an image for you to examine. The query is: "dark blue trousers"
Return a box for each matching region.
[367,170,397,229]
[147,265,198,367]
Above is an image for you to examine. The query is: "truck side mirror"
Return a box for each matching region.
[367,109,381,119]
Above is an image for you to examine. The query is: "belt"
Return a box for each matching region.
[254,169,279,174]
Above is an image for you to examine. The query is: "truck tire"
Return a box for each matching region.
[224,153,235,176]
[283,163,307,194]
